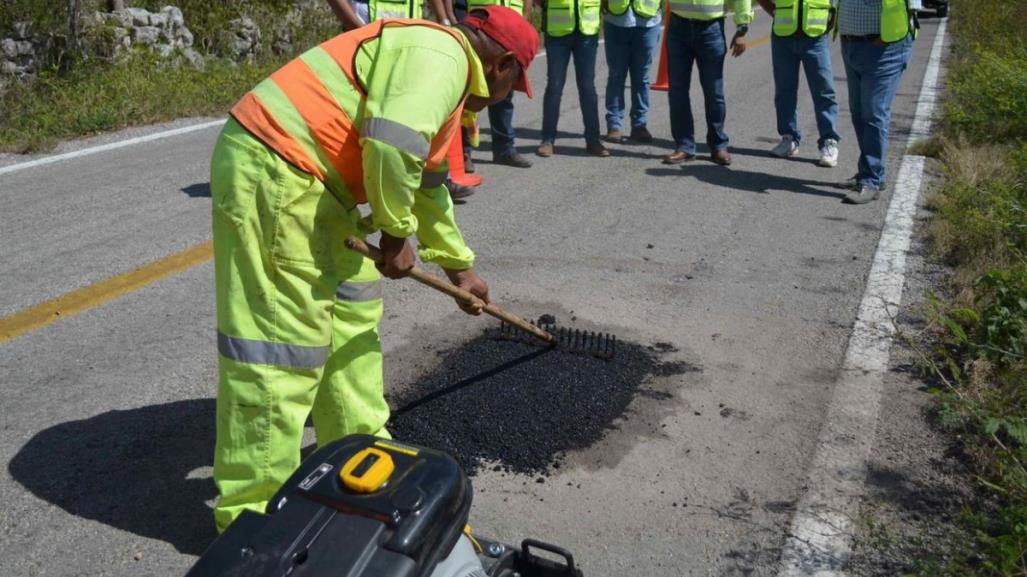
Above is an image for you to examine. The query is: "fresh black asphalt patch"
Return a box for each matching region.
[388,331,690,476]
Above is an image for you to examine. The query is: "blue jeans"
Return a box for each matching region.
[455,3,517,158]
[542,32,602,145]
[604,22,661,132]
[771,34,841,148]
[841,35,913,188]
[666,14,728,154]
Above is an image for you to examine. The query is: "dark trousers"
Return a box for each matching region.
[666,14,728,154]
[456,3,518,158]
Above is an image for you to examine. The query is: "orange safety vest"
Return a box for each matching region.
[230,20,470,205]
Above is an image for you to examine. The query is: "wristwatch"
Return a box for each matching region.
[737,24,749,35]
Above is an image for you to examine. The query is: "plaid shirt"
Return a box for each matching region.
[838,0,922,36]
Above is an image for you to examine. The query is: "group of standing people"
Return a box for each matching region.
[328,0,919,206]
[207,0,924,533]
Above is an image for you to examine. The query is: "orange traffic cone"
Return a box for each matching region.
[651,5,671,92]
[447,127,482,187]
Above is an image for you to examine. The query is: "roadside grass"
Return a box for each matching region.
[909,0,1027,573]
[0,1,338,153]
[0,54,277,153]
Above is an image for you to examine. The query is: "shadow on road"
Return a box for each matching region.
[8,399,218,555]
[730,145,823,166]
[181,182,211,198]
[646,164,848,200]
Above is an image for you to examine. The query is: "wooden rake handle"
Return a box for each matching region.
[345,236,556,345]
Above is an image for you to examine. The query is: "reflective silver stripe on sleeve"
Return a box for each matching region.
[776,16,794,24]
[806,17,829,25]
[547,13,574,24]
[669,1,723,13]
[420,170,448,189]
[218,332,328,369]
[362,118,430,160]
[337,279,383,302]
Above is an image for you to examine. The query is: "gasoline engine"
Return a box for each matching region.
[186,434,582,577]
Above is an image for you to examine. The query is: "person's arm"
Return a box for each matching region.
[522,0,534,21]
[428,0,453,24]
[360,42,480,291]
[443,0,458,24]
[756,0,774,16]
[729,0,753,57]
[325,0,366,30]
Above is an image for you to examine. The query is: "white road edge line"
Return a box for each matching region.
[0,38,601,178]
[777,19,948,577]
[0,119,227,177]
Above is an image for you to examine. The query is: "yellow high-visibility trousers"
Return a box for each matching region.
[210,118,390,533]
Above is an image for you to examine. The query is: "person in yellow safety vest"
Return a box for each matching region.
[662,0,754,167]
[602,0,663,145]
[326,0,450,29]
[449,0,536,170]
[835,0,919,204]
[756,0,842,167]
[535,0,611,157]
[209,6,540,533]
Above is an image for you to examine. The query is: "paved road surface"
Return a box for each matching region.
[0,15,945,577]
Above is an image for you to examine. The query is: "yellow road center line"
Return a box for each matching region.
[0,241,213,343]
[749,34,771,49]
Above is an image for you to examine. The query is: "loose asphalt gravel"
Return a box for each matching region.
[389,328,689,476]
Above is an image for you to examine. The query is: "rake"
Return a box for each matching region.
[345,236,616,359]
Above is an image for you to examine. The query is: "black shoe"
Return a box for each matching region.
[464,154,476,173]
[447,181,476,200]
[629,126,654,143]
[843,185,880,204]
[493,152,533,168]
[586,141,611,157]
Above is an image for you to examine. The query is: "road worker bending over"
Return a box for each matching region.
[209,6,539,532]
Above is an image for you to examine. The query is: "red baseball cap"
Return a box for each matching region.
[463,6,540,98]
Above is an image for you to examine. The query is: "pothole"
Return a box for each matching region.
[387,329,694,477]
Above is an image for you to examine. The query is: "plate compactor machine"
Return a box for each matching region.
[186,434,582,577]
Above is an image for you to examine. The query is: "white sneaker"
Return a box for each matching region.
[818,139,839,167]
[771,135,800,158]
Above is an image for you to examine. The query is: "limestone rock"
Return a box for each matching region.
[12,22,33,40]
[161,6,185,29]
[0,38,16,60]
[125,7,152,26]
[133,26,160,46]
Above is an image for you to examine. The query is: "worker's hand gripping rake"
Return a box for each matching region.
[345,236,615,359]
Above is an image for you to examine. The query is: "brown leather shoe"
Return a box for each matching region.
[629,126,654,143]
[711,148,732,166]
[536,142,554,157]
[586,141,610,157]
[607,129,625,143]
[662,151,695,165]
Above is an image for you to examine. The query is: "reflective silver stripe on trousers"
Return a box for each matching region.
[337,279,383,302]
[362,118,429,160]
[420,170,448,189]
[547,13,574,24]
[218,332,328,369]
[776,16,794,24]
[807,18,829,25]
[669,2,724,13]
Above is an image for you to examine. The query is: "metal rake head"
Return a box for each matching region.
[497,321,616,360]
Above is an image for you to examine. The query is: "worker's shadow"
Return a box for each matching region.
[7,399,219,555]
[646,164,847,199]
